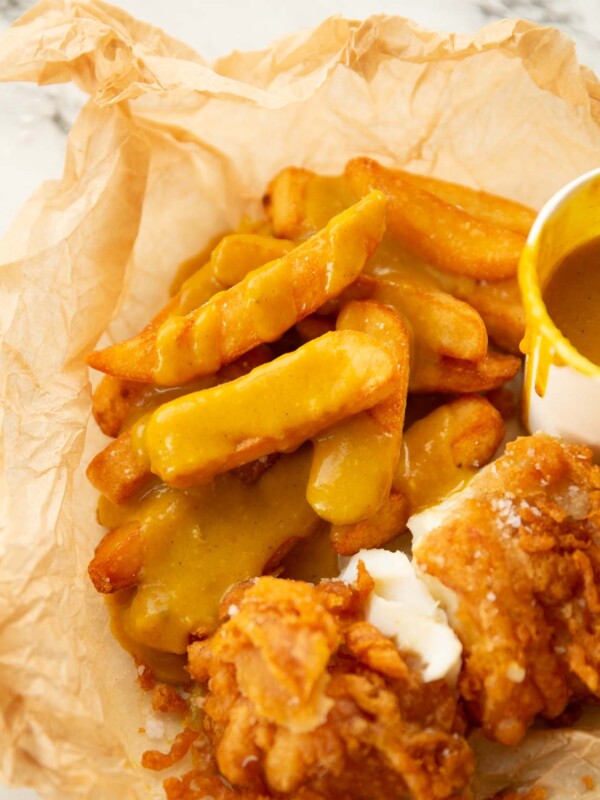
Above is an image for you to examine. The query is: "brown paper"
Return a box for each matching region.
[1,2,600,798]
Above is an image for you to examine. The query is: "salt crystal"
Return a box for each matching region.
[506,662,526,683]
[145,716,165,741]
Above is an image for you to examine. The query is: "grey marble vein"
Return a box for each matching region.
[0,0,33,24]
[477,0,578,27]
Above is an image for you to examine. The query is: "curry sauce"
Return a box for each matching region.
[543,237,600,366]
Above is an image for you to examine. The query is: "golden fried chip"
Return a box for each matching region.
[88,349,272,503]
[263,167,353,239]
[92,235,292,435]
[101,446,321,657]
[93,345,271,439]
[451,276,525,355]
[295,315,335,342]
[393,394,505,512]
[262,166,314,239]
[410,349,521,393]
[330,491,409,555]
[331,395,504,555]
[87,192,387,385]
[307,302,409,525]
[176,233,294,314]
[88,521,144,593]
[345,157,525,280]
[397,170,536,236]
[92,377,149,439]
[372,277,488,361]
[144,330,398,488]
[87,428,154,506]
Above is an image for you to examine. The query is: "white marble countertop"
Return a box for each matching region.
[0,0,599,798]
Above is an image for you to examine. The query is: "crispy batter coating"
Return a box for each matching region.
[413,434,600,746]
[187,576,474,800]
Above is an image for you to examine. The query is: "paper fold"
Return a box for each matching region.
[1,1,600,797]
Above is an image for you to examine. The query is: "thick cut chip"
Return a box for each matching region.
[450,277,525,355]
[143,330,398,488]
[372,277,488,361]
[87,427,154,506]
[88,521,144,593]
[393,395,505,512]
[87,192,387,385]
[345,158,525,281]
[263,167,354,240]
[397,170,536,236]
[176,233,294,315]
[92,376,150,439]
[330,395,504,554]
[330,491,409,555]
[87,349,272,504]
[410,349,521,394]
[364,237,524,356]
[92,346,271,439]
[92,234,292,435]
[307,302,409,525]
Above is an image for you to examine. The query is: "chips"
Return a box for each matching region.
[372,278,488,361]
[86,159,526,686]
[345,157,526,281]
[87,191,387,385]
[144,330,398,488]
[307,301,409,525]
[330,395,505,555]
[410,349,521,394]
[88,521,144,593]
[396,170,536,236]
[393,395,505,511]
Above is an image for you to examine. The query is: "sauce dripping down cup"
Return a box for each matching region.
[519,167,600,456]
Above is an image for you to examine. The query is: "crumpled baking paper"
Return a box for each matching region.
[1,2,600,798]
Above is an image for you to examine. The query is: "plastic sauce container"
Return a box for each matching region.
[519,167,600,456]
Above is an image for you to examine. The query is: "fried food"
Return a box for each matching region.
[307,302,409,525]
[409,349,521,394]
[92,233,289,437]
[188,576,474,800]
[263,168,354,240]
[88,521,144,593]
[396,171,536,236]
[371,278,488,361]
[330,491,409,555]
[87,348,273,503]
[345,158,526,281]
[83,157,540,799]
[144,330,398,488]
[394,395,505,512]
[97,446,320,661]
[440,276,525,356]
[87,192,387,385]
[87,427,154,506]
[411,434,600,746]
[93,345,271,442]
[331,395,504,555]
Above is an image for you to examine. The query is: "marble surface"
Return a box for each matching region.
[0,0,599,797]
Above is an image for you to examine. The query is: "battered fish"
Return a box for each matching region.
[411,434,600,745]
[187,574,474,800]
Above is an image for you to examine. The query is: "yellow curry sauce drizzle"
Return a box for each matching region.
[100,445,319,683]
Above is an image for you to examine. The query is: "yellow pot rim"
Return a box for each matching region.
[518,166,600,379]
